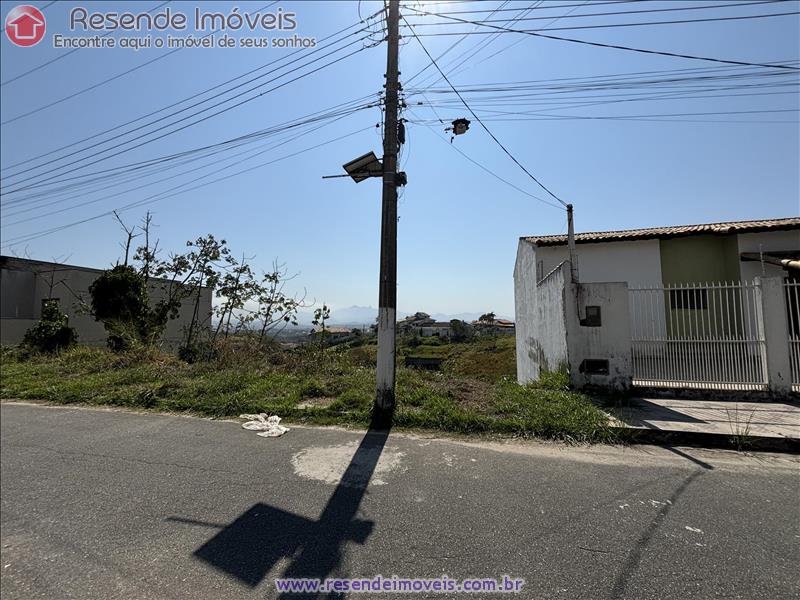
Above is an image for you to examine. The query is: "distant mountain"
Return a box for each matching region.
[329,305,378,325]
[295,305,377,329]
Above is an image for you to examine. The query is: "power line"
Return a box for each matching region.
[0,1,176,87]
[405,0,783,21]
[1,99,376,214]
[402,6,800,70]
[459,0,589,76]
[2,126,374,249]
[404,9,800,32]
[1,16,378,172]
[399,0,642,16]
[3,106,372,226]
[1,39,372,194]
[0,1,381,125]
[403,16,569,208]
[409,112,562,209]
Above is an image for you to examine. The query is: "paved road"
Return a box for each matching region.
[1,402,798,599]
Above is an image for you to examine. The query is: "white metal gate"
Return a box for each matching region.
[785,279,800,391]
[629,281,768,391]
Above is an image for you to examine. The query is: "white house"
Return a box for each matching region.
[514,217,800,394]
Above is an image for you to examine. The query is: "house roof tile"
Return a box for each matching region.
[522,217,800,247]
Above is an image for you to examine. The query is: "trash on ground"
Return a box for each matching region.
[240,413,289,437]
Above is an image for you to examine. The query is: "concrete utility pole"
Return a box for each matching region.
[375,0,401,417]
[566,203,579,284]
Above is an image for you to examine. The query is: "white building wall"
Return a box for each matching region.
[565,282,632,390]
[535,239,663,286]
[737,230,800,281]
[514,242,569,383]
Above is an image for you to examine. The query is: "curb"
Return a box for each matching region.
[613,426,800,453]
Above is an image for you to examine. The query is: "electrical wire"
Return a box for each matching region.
[1,98,378,214]
[402,5,800,70]
[1,38,373,194]
[1,4,383,126]
[404,10,800,32]
[1,14,381,173]
[2,126,374,249]
[409,112,562,210]
[403,16,569,208]
[404,0,784,21]
[0,1,177,88]
[3,106,371,226]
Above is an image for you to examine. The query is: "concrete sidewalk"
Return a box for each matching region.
[611,398,800,447]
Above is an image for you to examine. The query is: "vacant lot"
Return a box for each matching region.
[0,337,614,443]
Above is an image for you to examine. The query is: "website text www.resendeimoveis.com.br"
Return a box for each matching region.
[274,575,525,594]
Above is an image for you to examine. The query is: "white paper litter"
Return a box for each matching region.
[240,413,289,437]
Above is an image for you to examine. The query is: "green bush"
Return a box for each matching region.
[21,301,77,354]
[89,265,149,351]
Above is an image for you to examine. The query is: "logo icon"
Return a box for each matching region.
[5,5,46,47]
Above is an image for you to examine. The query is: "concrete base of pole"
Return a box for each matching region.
[375,306,396,411]
[370,400,395,431]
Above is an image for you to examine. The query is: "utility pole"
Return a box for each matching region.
[566,203,579,284]
[375,0,401,419]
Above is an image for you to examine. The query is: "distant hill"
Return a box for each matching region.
[295,306,513,328]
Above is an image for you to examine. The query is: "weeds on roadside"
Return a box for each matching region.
[726,403,757,451]
[0,343,615,443]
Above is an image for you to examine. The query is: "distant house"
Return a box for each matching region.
[472,318,515,336]
[309,326,355,344]
[418,322,452,338]
[397,312,434,334]
[0,255,212,348]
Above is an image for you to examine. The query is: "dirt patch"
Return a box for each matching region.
[297,396,337,409]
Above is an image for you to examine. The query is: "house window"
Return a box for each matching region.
[580,305,602,327]
[669,288,708,310]
[536,260,544,281]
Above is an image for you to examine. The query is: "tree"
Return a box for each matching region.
[89,264,150,350]
[312,303,331,362]
[478,312,497,327]
[91,213,233,351]
[254,260,305,345]
[449,319,471,343]
[213,253,257,340]
[22,300,77,354]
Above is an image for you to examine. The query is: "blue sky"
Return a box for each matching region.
[1,0,798,317]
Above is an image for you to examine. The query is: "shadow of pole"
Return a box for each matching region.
[176,409,394,597]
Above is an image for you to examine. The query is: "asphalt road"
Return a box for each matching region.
[1,402,798,599]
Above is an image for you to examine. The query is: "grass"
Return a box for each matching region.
[0,341,616,444]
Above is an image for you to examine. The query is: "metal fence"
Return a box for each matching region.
[785,279,800,391]
[629,281,768,391]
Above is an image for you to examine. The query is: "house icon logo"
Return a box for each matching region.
[5,5,46,47]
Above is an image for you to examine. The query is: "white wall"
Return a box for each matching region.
[514,242,569,383]
[737,230,800,281]
[535,239,663,286]
[565,282,632,390]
